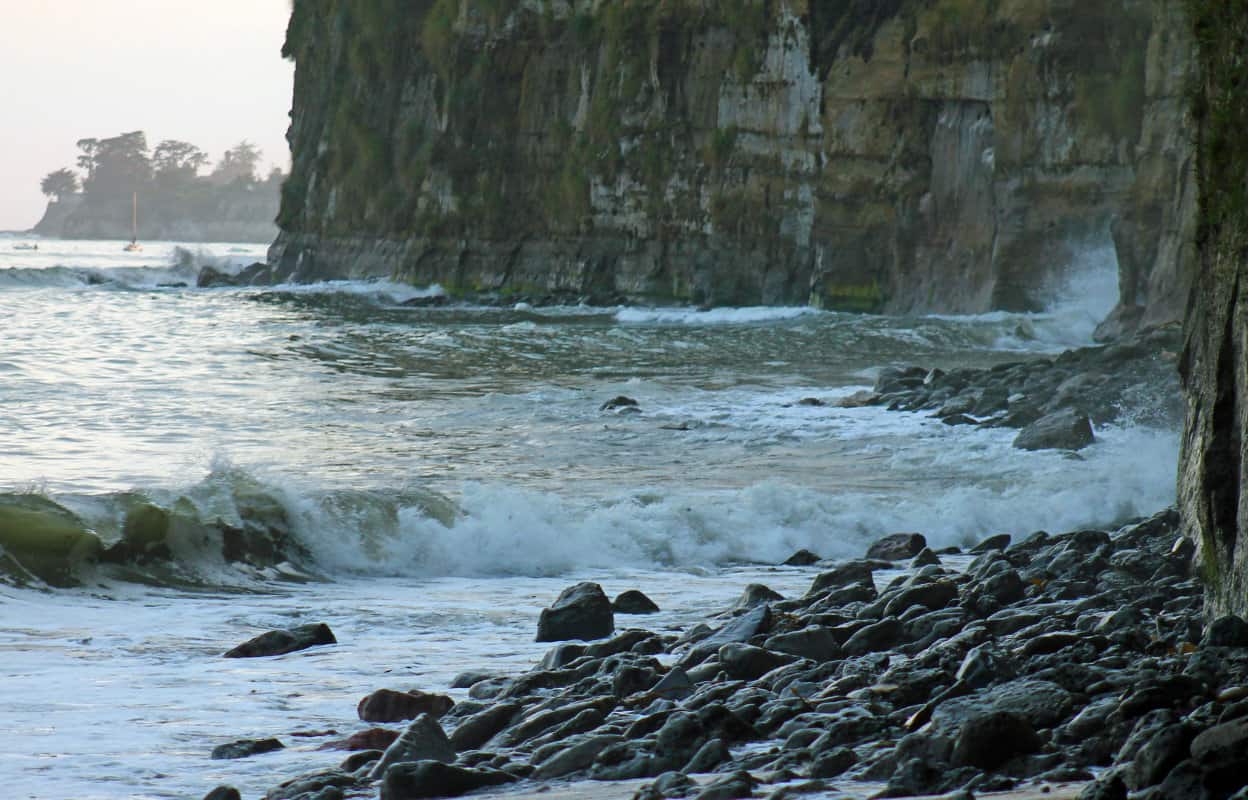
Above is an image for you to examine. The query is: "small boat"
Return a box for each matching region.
[124,191,142,252]
[13,242,38,251]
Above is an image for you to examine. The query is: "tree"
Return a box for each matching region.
[152,139,209,191]
[40,168,80,201]
[212,140,263,184]
[83,130,152,200]
[75,137,99,179]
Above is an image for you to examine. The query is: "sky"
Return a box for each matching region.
[0,1,294,230]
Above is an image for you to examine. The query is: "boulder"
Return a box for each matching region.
[380,761,514,800]
[807,561,875,595]
[717,642,797,680]
[600,396,639,411]
[866,532,927,561]
[613,589,660,614]
[950,711,1041,769]
[536,582,614,642]
[223,622,336,658]
[210,737,283,760]
[763,626,840,662]
[368,714,456,780]
[202,788,241,800]
[357,689,454,722]
[782,548,821,566]
[449,702,522,751]
[1012,410,1095,451]
[735,583,783,609]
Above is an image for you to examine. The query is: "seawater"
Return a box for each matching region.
[0,238,1178,798]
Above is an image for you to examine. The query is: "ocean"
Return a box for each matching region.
[0,237,1179,799]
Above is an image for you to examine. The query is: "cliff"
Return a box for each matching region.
[271,0,1195,321]
[1178,0,1246,620]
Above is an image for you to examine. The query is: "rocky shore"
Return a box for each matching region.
[205,509,1245,800]
[195,331,1243,800]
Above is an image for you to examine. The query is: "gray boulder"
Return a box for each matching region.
[223,622,336,658]
[1012,410,1095,451]
[369,714,456,780]
[613,589,660,614]
[380,761,514,799]
[536,582,614,642]
[866,532,927,560]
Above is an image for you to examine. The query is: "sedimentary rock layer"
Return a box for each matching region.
[271,0,1194,322]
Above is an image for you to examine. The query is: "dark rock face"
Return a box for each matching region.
[223,623,336,658]
[1178,0,1247,621]
[1012,410,1096,451]
[274,2,1192,324]
[202,787,241,800]
[357,689,454,722]
[536,582,614,642]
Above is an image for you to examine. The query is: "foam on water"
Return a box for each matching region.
[616,305,822,325]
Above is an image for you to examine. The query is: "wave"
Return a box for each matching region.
[0,420,1178,591]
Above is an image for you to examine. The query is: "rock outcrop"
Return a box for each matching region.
[1177,0,1246,621]
[271,0,1194,322]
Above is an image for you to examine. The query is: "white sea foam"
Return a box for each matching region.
[616,305,823,325]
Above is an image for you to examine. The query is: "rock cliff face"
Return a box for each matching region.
[272,0,1195,319]
[1178,0,1246,620]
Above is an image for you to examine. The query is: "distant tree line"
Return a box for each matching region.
[36,131,284,242]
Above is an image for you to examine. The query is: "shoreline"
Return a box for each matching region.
[222,506,1244,800]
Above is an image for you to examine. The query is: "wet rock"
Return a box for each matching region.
[1012,410,1095,451]
[763,627,840,662]
[808,561,875,594]
[340,749,382,773]
[842,617,903,656]
[448,702,522,751]
[321,727,399,752]
[685,737,730,773]
[368,714,456,780]
[265,769,358,800]
[203,787,241,800]
[782,548,821,566]
[955,644,1012,689]
[910,548,941,568]
[449,671,496,689]
[693,770,757,800]
[883,578,958,616]
[357,689,454,722]
[809,747,858,778]
[601,396,639,411]
[533,734,623,779]
[736,583,784,609]
[539,642,586,670]
[536,582,614,642]
[717,642,797,681]
[866,533,927,561]
[941,413,978,426]
[649,666,695,700]
[1124,722,1196,791]
[223,622,336,658]
[969,533,1012,553]
[950,711,1041,769]
[614,589,661,614]
[931,679,1074,732]
[210,737,284,760]
[379,761,515,799]
[1201,614,1248,648]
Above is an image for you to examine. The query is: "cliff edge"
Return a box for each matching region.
[271,0,1194,324]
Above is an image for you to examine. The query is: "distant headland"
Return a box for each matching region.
[31,131,282,243]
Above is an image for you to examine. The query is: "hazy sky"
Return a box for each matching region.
[0,1,294,230]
